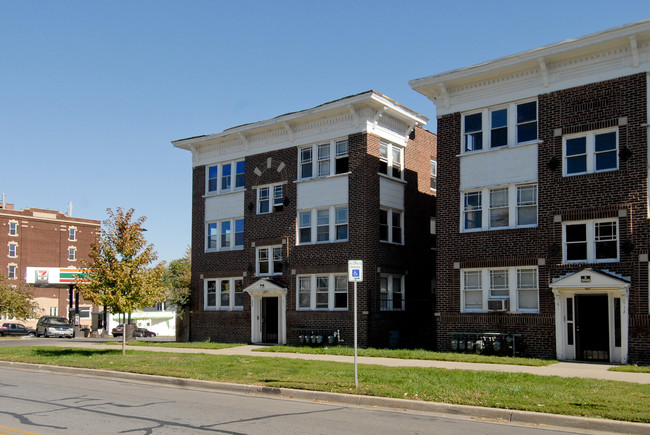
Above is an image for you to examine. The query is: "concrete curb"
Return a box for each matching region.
[2,361,648,434]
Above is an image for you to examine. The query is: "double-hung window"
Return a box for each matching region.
[297,206,348,244]
[380,274,405,311]
[563,219,618,263]
[563,129,618,176]
[462,183,537,231]
[379,208,403,244]
[68,227,77,241]
[297,274,348,310]
[462,100,537,153]
[462,267,538,312]
[8,243,17,258]
[204,277,244,310]
[257,245,283,276]
[9,221,18,236]
[68,247,76,261]
[257,184,284,214]
[299,139,349,179]
[8,264,16,280]
[379,140,404,179]
[206,218,244,251]
[206,160,245,194]
[430,159,437,191]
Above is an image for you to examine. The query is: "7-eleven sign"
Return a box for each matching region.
[36,270,49,283]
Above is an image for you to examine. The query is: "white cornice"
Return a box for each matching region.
[410,19,650,115]
[173,91,428,167]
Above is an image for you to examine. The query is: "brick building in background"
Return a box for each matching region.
[174,91,437,348]
[411,20,650,363]
[0,200,101,329]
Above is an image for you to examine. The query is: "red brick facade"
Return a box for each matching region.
[188,124,437,348]
[0,204,101,327]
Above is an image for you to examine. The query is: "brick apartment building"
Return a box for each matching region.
[173,91,437,348]
[0,200,101,329]
[410,20,650,363]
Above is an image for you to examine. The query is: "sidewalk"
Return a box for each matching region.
[53,341,650,384]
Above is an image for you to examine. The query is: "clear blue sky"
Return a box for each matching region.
[1,1,646,263]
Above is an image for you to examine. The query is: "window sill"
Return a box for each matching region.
[378,173,406,184]
[461,224,538,233]
[203,188,246,199]
[295,172,350,184]
[563,259,619,265]
[205,247,245,253]
[457,139,542,157]
[380,240,404,246]
[297,239,349,246]
[204,307,244,312]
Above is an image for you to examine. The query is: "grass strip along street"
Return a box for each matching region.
[0,346,648,423]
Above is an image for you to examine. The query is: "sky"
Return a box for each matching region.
[1,1,647,263]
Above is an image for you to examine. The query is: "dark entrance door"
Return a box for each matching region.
[575,294,609,361]
[262,297,278,343]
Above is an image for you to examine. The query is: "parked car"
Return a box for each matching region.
[0,323,35,337]
[112,324,156,338]
[35,316,74,338]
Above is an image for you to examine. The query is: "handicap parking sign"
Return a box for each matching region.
[348,260,363,282]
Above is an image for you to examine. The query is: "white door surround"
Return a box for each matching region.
[550,268,630,364]
[243,279,287,345]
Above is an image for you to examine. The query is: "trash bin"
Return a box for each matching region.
[83,328,90,338]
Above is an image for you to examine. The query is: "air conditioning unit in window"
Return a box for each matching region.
[488,298,509,312]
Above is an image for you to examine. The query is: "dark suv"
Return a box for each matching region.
[36,316,74,338]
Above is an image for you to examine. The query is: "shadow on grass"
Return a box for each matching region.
[34,349,122,357]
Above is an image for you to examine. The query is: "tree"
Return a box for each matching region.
[0,277,39,321]
[77,208,167,342]
[163,246,191,315]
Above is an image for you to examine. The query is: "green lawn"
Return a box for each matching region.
[610,364,650,373]
[253,345,555,366]
[0,346,648,423]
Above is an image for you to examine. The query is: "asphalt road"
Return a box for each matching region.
[0,367,590,435]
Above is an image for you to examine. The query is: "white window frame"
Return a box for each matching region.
[563,128,618,176]
[379,140,404,179]
[8,243,17,258]
[379,208,404,244]
[205,218,244,252]
[257,183,284,214]
[296,206,348,245]
[461,100,538,153]
[461,267,539,313]
[461,183,537,232]
[296,274,348,311]
[256,245,283,276]
[68,227,77,241]
[380,274,405,311]
[8,221,18,236]
[430,159,437,192]
[562,218,619,264]
[204,277,244,311]
[299,138,350,180]
[206,159,245,194]
[7,264,17,280]
[68,247,76,261]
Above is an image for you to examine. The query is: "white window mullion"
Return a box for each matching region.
[508,186,517,227]
[328,275,335,310]
[481,188,489,229]
[481,269,489,311]
[507,103,516,145]
[586,222,596,262]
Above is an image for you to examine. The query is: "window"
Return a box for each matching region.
[462,100,537,153]
[205,278,244,310]
[68,247,76,261]
[8,265,16,280]
[563,129,618,176]
[8,243,17,258]
[68,227,77,241]
[297,206,348,244]
[462,183,537,231]
[380,274,405,311]
[206,218,244,251]
[49,307,57,316]
[563,219,618,263]
[379,140,404,179]
[461,267,538,312]
[257,184,284,214]
[296,274,348,310]
[206,160,245,194]
[299,139,349,179]
[379,208,403,244]
[257,246,283,276]
[9,221,18,236]
[430,159,437,191]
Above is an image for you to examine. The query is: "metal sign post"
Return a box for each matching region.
[348,260,363,388]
